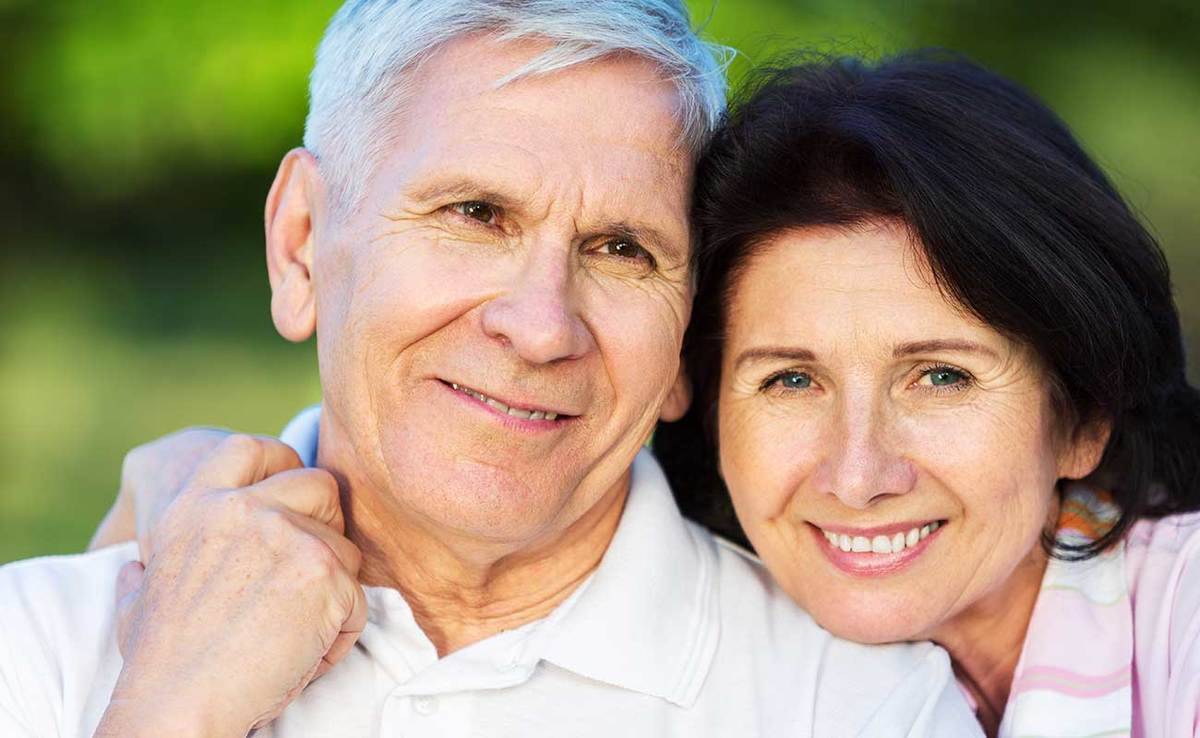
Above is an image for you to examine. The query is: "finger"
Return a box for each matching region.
[284,510,361,575]
[318,582,368,677]
[187,434,304,490]
[251,467,345,534]
[115,559,145,604]
[114,560,145,657]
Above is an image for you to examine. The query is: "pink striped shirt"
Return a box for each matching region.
[995,488,1200,737]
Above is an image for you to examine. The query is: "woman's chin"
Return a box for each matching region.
[794,588,936,645]
[821,615,923,645]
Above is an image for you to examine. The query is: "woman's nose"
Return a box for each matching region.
[811,396,917,509]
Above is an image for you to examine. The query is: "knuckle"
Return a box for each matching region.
[258,435,295,456]
[216,433,263,462]
[345,543,363,573]
[119,439,161,483]
[223,488,258,518]
[295,540,341,583]
[251,504,290,541]
[303,468,340,494]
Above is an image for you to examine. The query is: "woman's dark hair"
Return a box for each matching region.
[655,51,1200,558]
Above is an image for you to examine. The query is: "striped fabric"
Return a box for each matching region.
[998,488,1131,737]
[996,487,1200,737]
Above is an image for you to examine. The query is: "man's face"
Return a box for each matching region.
[305,36,694,548]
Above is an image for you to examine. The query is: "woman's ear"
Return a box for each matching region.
[659,360,693,422]
[265,148,322,343]
[1059,416,1112,480]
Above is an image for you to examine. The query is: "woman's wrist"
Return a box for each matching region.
[87,491,137,551]
[96,667,249,738]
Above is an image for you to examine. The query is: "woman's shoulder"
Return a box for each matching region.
[1058,483,1200,575]
[1118,511,1200,733]
[1124,508,1200,581]
[1122,509,1200,645]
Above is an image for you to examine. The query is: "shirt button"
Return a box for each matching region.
[413,695,439,716]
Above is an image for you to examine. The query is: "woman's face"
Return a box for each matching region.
[717,221,1100,644]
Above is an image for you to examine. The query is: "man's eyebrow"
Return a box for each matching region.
[404,180,685,261]
[893,339,999,360]
[602,220,684,264]
[734,347,818,371]
[406,179,525,212]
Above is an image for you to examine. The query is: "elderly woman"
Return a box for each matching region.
[654,53,1200,735]
[92,53,1199,736]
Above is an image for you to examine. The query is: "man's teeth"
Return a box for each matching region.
[823,521,940,555]
[450,383,558,421]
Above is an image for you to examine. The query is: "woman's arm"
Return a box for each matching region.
[88,428,233,553]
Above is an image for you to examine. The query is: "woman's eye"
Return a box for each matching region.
[451,201,498,224]
[917,366,971,389]
[765,370,813,392]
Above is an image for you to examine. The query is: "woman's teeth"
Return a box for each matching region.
[822,521,940,554]
[450,383,559,421]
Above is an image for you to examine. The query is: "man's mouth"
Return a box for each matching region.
[444,381,564,421]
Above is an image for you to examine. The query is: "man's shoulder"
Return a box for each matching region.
[0,545,131,736]
[696,526,976,733]
[703,528,939,657]
[0,543,133,659]
[2,542,135,609]
[702,530,824,636]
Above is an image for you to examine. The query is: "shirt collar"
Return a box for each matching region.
[280,404,321,465]
[280,405,720,708]
[534,449,720,708]
[998,486,1132,736]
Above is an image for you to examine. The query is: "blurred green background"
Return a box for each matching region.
[1,0,1197,563]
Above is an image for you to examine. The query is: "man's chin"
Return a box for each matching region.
[380,460,574,534]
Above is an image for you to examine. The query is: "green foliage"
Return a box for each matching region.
[9,0,339,195]
[1,0,1197,562]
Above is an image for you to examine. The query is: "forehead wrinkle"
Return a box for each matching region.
[533,156,688,262]
[393,51,690,256]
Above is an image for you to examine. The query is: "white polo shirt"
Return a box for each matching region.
[0,409,981,737]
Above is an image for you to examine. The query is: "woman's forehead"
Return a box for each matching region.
[723,223,1013,356]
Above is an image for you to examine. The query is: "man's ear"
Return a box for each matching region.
[265,148,322,343]
[659,360,693,422]
[1059,416,1112,480]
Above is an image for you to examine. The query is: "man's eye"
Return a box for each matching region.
[597,239,653,264]
[451,201,498,224]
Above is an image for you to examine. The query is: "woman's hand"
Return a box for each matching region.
[89,428,234,556]
[94,435,366,737]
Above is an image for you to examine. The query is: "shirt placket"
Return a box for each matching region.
[373,624,540,737]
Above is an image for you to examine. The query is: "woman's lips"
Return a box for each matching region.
[810,520,945,577]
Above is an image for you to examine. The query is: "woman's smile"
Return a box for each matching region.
[809,519,944,575]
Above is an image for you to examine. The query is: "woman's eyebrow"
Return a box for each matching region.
[733,347,818,371]
[893,339,999,360]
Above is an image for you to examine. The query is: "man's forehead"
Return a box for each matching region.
[372,35,694,243]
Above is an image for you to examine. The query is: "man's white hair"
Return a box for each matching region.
[304,0,732,211]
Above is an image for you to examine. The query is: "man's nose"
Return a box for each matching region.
[480,246,594,365]
[811,394,917,509]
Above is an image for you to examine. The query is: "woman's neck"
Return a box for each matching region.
[928,548,1049,737]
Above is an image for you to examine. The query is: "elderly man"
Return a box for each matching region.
[0,1,981,736]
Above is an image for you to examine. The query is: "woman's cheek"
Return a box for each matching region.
[723,401,814,522]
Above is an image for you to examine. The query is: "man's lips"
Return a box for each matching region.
[439,379,575,421]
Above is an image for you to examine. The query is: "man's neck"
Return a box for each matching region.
[926,547,1048,737]
[327,462,630,658]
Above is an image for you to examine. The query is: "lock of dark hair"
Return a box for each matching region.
[655,51,1200,558]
